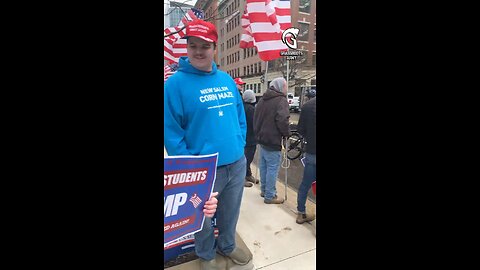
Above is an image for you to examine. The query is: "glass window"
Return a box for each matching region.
[299,0,311,13]
[244,66,246,75]
[298,22,309,41]
[257,83,261,93]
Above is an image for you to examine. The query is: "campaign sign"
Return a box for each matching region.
[164,153,218,246]
[164,217,219,262]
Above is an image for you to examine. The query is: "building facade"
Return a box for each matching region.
[168,1,195,27]
[191,0,316,97]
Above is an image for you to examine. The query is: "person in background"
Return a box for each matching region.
[295,95,316,224]
[242,89,259,187]
[234,77,246,97]
[253,77,290,204]
[164,19,251,270]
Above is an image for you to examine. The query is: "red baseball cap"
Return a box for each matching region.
[184,19,218,43]
[234,78,246,85]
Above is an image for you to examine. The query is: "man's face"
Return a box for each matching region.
[236,84,244,92]
[187,37,216,72]
[282,81,288,95]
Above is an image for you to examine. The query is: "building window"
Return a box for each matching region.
[298,22,310,41]
[257,83,261,93]
[244,66,246,75]
[299,0,311,13]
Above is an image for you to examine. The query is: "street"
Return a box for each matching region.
[251,112,316,203]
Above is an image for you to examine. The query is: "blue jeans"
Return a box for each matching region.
[259,145,282,201]
[194,156,246,261]
[297,153,316,213]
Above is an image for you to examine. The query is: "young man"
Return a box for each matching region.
[295,96,316,224]
[164,19,251,270]
[242,89,259,187]
[253,77,290,204]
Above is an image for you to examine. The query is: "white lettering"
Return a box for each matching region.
[164,193,187,217]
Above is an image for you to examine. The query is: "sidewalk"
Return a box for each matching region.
[236,162,316,270]
[165,149,317,270]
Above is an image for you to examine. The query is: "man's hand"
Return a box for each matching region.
[203,192,219,218]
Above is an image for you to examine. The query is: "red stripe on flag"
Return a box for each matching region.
[240,0,291,61]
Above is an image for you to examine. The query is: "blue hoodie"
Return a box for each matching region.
[164,57,246,166]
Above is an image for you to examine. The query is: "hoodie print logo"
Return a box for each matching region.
[198,86,236,117]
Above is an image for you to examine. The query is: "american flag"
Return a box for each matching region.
[164,62,179,82]
[189,193,203,208]
[164,8,205,63]
[240,0,291,61]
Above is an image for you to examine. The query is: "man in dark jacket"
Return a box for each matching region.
[296,96,316,224]
[253,77,290,204]
[242,89,258,187]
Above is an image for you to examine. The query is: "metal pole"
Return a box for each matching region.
[264,61,269,92]
[286,59,289,93]
[284,138,288,201]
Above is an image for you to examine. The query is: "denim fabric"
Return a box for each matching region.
[244,145,257,177]
[297,153,316,213]
[259,145,282,200]
[194,156,246,260]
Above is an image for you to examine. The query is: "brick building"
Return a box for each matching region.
[195,0,316,97]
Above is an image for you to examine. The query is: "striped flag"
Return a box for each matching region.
[189,193,203,208]
[240,0,291,61]
[164,62,179,82]
[164,8,204,63]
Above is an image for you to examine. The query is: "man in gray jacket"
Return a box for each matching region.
[253,77,290,204]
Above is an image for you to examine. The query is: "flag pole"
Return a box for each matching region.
[257,59,269,181]
[264,60,269,92]
[286,58,289,94]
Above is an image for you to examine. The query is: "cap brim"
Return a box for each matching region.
[184,35,215,43]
